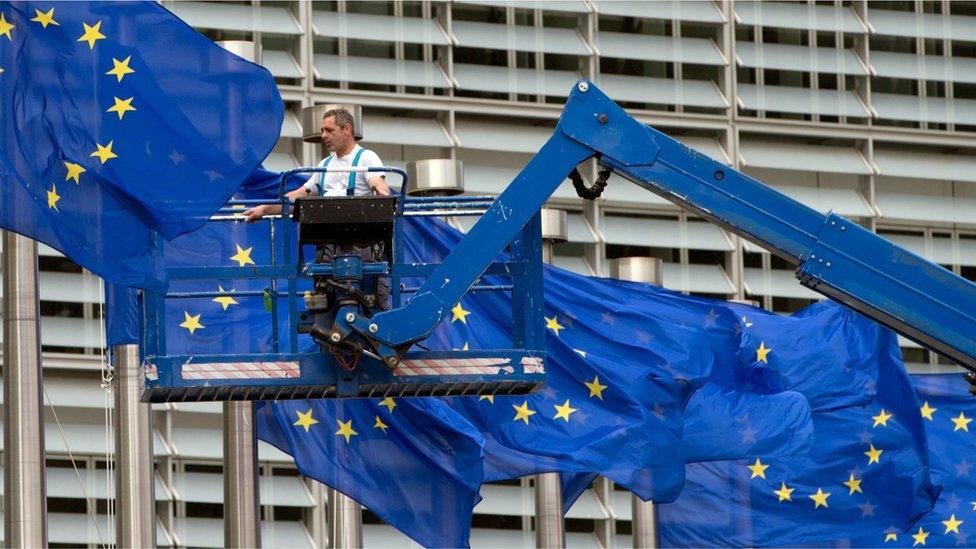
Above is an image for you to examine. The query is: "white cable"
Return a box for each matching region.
[43,384,106,547]
[98,277,117,549]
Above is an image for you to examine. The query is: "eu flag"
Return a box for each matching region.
[105,173,489,548]
[656,304,939,546]
[845,374,975,547]
[256,397,486,549]
[404,217,814,502]
[0,2,282,290]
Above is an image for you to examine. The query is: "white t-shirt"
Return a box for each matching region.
[313,145,384,197]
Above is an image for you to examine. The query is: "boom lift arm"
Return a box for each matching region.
[349,80,976,374]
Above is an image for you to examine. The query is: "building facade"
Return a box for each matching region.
[1,0,974,546]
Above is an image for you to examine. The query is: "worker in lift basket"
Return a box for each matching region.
[243,108,392,309]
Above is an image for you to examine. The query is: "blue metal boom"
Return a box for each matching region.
[351,80,976,373]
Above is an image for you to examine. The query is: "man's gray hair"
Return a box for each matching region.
[323,108,356,134]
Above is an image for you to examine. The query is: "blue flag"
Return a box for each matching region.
[256,397,485,549]
[656,303,939,546]
[0,1,282,290]
[403,217,814,502]
[105,173,489,548]
[844,374,975,547]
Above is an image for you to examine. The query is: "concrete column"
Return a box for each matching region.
[114,343,156,547]
[2,231,48,547]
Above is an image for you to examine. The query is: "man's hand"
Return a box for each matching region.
[242,204,277,223]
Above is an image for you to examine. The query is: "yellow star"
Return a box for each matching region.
[809,487,830,509]
[335,419,358,443]
[0,67,4,75]
[47,183,60,211]
[873,408,893,427]
[106,56,135,83]
[920,401,937,421]
[865,444,883,465]
[179,311,204,334]
[479,395,494,403]
[212,286,239,310]
[373,415,389,433]
[574,349,587,357]
[545,315,564,336]
[30,8,58,28]
[512,401,536,424]
[843,473,863,495]
[106,96,136,120]
[756,341,771,363]
[773,482,794,502]
[292,408,318,432]
[912,526,929,546]
[584,375,607,400]
[943,514,964,535]
[747,458,769,479]
[90,141,117,164]
[885,532,898,543]
[229,244,255,267]
[379,397,396,413]
[952,411,972,432]
[450,302,471,323]
[0,12,14,40]
[553,399,578,422]
[77,20,106,50]
[64,161,86,184]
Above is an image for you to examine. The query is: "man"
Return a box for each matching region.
[243,108,389,222]
[244,108,392,309]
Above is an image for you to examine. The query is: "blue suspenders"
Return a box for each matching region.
[318,147,366,197]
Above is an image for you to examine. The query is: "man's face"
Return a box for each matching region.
[320,115,351,153]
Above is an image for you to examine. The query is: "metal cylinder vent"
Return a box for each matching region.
[302,104,363,143]
[405,159,465,197]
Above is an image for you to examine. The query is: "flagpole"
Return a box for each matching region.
[216,40,263,548]
[609,257,663,549]
[536,208,567,548]
[327,488,362,548]
[2,231,48,547]
[114,342,156,547]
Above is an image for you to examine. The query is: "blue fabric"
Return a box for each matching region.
[105,283,139,345]
[402,217,814,503]
[105,171,485,548]
[843,374,975,547]
[0,1,281,291]
[656,309,939,546]
[256,398,485,549]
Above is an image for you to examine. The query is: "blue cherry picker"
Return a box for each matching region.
[141,81,976,402]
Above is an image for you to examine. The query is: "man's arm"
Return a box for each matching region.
[243,186,312,222]
[362,150,390,196]
[368,175,390,196]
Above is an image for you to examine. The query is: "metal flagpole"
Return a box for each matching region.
[327,488,362,548]
[2,231,48,547]
[224,400,262,547]
[535,208,567,549]
[609,257,663,549]
[216,39,262,548]
[114,343,156,547]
